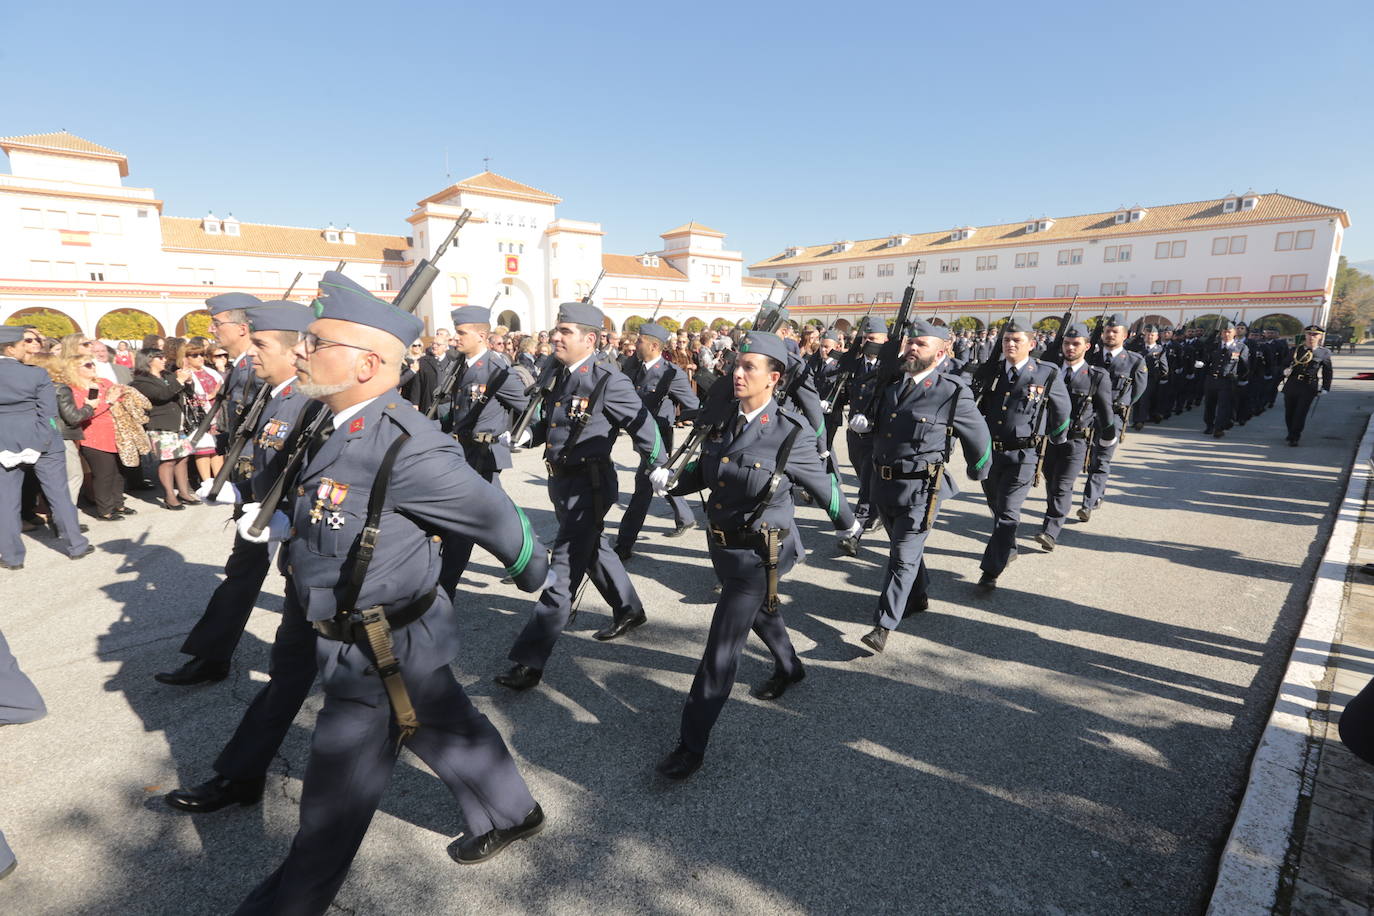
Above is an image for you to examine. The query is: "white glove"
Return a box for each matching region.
[842,519,863,539]
[819,399,833,413]
[849,414,871,433]
[818,450,831,461]
[498,430,512,448]
[649,466,671,497]
[1319,389,1328,396]
[1097,437,1119,448]
[195,479,240,505]
[514,428,532,449]
[236,502,290,544]
[0,451,21,469]
[1193,360,1204,369]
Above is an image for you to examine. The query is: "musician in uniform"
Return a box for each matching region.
[1036,322,1117,551]
[846,320,990,652]
[972,319,1069,589]
[225,273,552,914]
[657,331,860,779]
[1283,325,1333,446]
[1080,315,1146,522]
[496,301,668,692]
[612,320,699,560]
[436,303,531,596]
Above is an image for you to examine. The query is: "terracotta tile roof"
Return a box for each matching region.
[742,276,777,287]
[0,131,129,176]
[417,170,561,206]
[160,217,409,263]
[662,221,725,237]
[602,253,688,280]
[749,193,1349,269]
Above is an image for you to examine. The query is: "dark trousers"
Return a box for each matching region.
[679,540,801,755]
[1081,439,1118,512]
[80,446,124,518]
[180,529,272,664]
[1203,377,1237,431]
[214,588,318,781]
[1339,676,1374,766]
[614,463,691,551]
[235,661,535,916]
[846,429,876,524]
[0,448,89,565]
[438,464,501,599]
[1042,439,1089,540]
[509,465,643,671]
[1284,386,1319,441]
[875,498,938,631]
[0,628,46,725]
[822,410,843,456]
[980,448,1036,576]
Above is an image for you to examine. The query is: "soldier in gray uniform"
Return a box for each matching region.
[208,292,267,452]
[0,325,93,569]
[658,331,860,779]
[0,625,46,879]
[848,320,990,652]
[497,301,668,691]
[156,300,318,686]
[436,303,531,596]
[1037,322,1117,551]
[1283,324,1334,446]
[1080,314,1147,521]
[844,317,888,532]
[225,275,552,915]
[612,320,699,560]
[1201,319,1249,438]
[972,319,1070,589]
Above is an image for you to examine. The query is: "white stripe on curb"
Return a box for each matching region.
[1206,412,1374,915]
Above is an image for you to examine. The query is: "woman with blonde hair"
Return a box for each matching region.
[57,354,130,521]
[32,354,89,505]
[58,332,94,362]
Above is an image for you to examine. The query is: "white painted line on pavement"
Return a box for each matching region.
[1206,412,1374,915]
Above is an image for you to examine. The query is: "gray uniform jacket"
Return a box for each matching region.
[0,358,62,453]
[446,350,529,472]
[869,371,992,507]
[624,356,698,426]
[1089,346,1149,406]
[977,357,1071,445]
[248,382,321,502]
[532,357,666,468]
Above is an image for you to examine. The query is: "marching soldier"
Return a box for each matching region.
[613,320,699,559]
[225,273,551,914]
[844,317,888,534]
[0,625,46,880]
[1266,327,1290,409]
[156,300,321,685]
[1283,324,1334,446]
[1080,315,1147,521]
[972,319,1070,589]
[1036,322,1117,551]
[656,331,860,779]
[1200,320,1249,438]
[1136,325,1171,426]
[847,320,990,652]
[1243,325,1276,421]
[812,327,847,457]
[207,293,267,451]
[496,301,668,692]
[436,303,531,596]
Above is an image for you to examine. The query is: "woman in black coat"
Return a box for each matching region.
[129,348,195,509]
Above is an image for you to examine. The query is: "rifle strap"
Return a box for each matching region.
[554,371,612,467]
[744,422,801,531]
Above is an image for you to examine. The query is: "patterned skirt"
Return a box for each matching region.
[148,430,192,461]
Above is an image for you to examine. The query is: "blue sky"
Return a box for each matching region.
[6,0,1371,266]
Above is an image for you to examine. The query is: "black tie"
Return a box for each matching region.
[1007,366,1019,386]
[734,415,747,438]
[306,419,335,463]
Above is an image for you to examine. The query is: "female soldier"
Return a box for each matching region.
[656,330,860,780]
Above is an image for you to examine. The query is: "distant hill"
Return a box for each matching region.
[1351,260,1374,276]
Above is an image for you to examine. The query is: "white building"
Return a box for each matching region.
[0,130,767,338]
[748,192,1351,333]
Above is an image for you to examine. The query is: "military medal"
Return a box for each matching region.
[326,512,345,530]
[310,477,335,524]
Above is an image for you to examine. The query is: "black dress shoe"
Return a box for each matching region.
[1035,531,1056,551]
[860,626,889,653]
[48,519,90,536]
[1213,430,1225,439]
[165,774,265,813]
[594,613,646,641]
[450,805,546,864]
[977,573,998,591]
[757,665,805,699]
[656,747,704,780]
[118,506,137,515]
[0,561,21,571]
[0,859,15,880]
[1203,427,1214,434]
[902,594,929,618]
[69,545,95,560]
[837,535,859,557]
[94,513,124,522]
[154,657,230,686]
[613,543,633,561]
[1287,439,1299,446]
[494,664,542,691]
[1076,507,1091,523]
[162,501,186,511]
[664,520,696,538]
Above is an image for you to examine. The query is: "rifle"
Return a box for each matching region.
[779,276,803,307]
[283,271,303,300]
[1045,294,1078,361]
[582,269,607,303]
[970,300,1023,399]
[391,208,472,314]
[859,265,921,417]
[820,296,878,409]
[204,380,273,500]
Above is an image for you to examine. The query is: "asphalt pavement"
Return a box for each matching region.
[3,354,1372,915]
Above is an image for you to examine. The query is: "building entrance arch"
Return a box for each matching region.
[1254,312,1303,335]
[95,308,165,340]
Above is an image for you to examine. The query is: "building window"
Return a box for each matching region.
[1205,277,1242,292]
[21,208,42,229]
[796,296,811,306]
[938,289,958,301]
[1056,248,1083,266]
[1269,275,1289,291]
[1011,286,1036,298]
[822,268,837,281]
[912,290,926,302]
[775,271,789,279]
[77,212,98,231]
[820,294,836,305]
[199,268,215,285]
[1154,240,1187,259]
[1211,235,1247,255]
[976,255,998,271]
[28,259,49,277]
[55,261,76,280]
[799,270,813,281]
[1014,251,1038,268]
[877,263,894,277]
[848,266,865,279]
[872,291,892,301]
[1149,279,1182,295]
[1103,244,1132,263]
[971,288,993,299]
[88,268,106,282]
[45,209,68,229]
[671,289,685,301]
[1276,230,1315,251]
[1099,282,1127,295]
[848,293,865,304]
[908,261,926,275]
[1052,284,1079,297]
[1283,274,1309,289]
[107,264,129,282]
[939,258,959,273]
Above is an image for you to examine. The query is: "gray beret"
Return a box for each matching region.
[0,326,27,345]
[450,305,493,326]
[737,331,789,364]
[557,301,605,329]
[908,318,950,341]
[639,322,672,344]
[247,301,314,334]
[205,292,262,315]
[314,270,423,346]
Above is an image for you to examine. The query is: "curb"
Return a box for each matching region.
[1206,412,1374,914]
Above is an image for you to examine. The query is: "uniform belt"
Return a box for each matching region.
[708,526,791,549]
[1067,428,1093,440]
[992,436,1041,451]
[545,457,610,478]
[457,431,496,445]
[877,462,940,480]
[313,588,437,643]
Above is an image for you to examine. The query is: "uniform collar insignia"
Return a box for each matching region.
[760,413,770,424]
[281,384,292,396]
[579,365,590,373]
[474,360,483,368]
[348,417,365,434]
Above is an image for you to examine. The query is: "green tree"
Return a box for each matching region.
[182,312,212,338]
[1033,316,1062,333]
[949,316,981,332]
[96,310,161,340]
[737,319,753,331]
[710,317,734,331]
[1332,256,1374,340]
[657,316,681,333]
[622,315,647,335]
[5,310,77,338]
[683,317,705,333]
